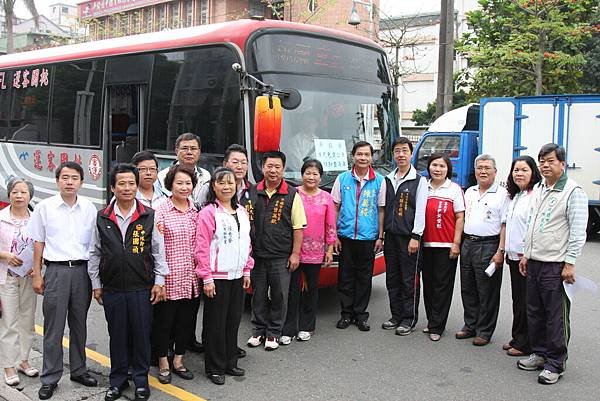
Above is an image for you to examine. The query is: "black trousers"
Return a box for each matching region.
[190,293,202,344]
[283,263,321,336]
[337,237,375,322]
[152,297,200,357]
[103,289,151,389]
[507,259,530,353]
[384,234,422,328]
[527,260,570,373]
[422,247,457,335]
[459,238,502,340]
[203,279,244,375]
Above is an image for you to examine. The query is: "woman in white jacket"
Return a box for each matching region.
[194,167,254,386]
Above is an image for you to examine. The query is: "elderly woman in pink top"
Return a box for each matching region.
[194,167,254,386]
[281,159,336,344]
[0,178,38,386]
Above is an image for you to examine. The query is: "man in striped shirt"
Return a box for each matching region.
[517,143,588,385]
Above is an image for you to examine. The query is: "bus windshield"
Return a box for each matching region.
[250,33,399,186]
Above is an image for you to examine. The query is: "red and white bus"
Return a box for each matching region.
[0,18,399,286]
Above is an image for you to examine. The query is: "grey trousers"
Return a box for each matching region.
[41,263,92,385]
[250,257,291,338]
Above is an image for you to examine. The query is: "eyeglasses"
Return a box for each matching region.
[178,146,200,152]
[228,159,248,166]
[476,166,494,172]
[137,167,158,173]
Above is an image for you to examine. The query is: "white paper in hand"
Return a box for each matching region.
[563,275,598,303]
[485,262,496,277]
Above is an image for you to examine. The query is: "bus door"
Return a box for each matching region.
[107,84,146,164]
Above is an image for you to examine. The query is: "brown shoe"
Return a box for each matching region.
[502,343,512,351]
[472,336,489,346]
[455,330,475,340]
[507,347,527,356]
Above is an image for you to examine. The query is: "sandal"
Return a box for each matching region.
[17,364,39,377]
[4,371,20,386]
[157,368,171,384]
[172,365,194,380]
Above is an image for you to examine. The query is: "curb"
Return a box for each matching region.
[0,383,32,401]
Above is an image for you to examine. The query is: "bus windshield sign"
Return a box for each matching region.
[0,69,50,90]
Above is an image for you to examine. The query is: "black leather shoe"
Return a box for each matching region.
[188,339,205,353]
[356,320,371,332]
[237,347,247,358]
[206,373,225,385]
[173,366,194,380]
[134,387,150,400]
[70,372,98,387]
[381,319,399,330]
[105,381,130,401]
[336,318,352,329]
[39,383,58,400]
[225,367,245,376]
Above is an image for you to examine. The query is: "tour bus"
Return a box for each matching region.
[0,18,399,286]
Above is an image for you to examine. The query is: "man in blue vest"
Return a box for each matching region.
[332,141,385,331]
[380,137,428,336]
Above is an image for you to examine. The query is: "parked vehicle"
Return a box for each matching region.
[412,95,600,235]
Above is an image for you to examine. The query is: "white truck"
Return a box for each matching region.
[412,95,600,235]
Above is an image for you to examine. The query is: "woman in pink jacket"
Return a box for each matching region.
[194,167,254,386]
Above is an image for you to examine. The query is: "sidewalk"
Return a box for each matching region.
[0,336,110,401]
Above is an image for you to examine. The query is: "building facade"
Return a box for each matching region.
[77,0,380,41]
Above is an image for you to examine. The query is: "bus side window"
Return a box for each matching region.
[0,68,49,143]
[50,60,105,147]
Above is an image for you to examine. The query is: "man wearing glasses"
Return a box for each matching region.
[157,133,211,204]
[131,151,167,209]
[456,154,509,347]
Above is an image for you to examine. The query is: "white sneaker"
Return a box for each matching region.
[517,354,546,371]
[538,369,563,385]
[247,335,264,347]
[279,336,294,345]
[297,331,312,341]
[264,337,279,350]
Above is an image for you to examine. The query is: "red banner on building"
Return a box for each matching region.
[78,0,171,19]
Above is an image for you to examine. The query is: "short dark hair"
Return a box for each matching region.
[538,143,566,162]
[262,150,286,166]
[224,144,248,161]
[427,153,453,180]
[506,155,542,199]
[205,167,238,209]
[392,136,413,153]
[301,158,324,176]
[131,151,158,168]
[351,141,373,156]
[164,164,197,192]
[55,161,84,181]
[175,133,202,149]
[110,163,139,188]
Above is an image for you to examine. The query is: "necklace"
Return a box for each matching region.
[10,210,29,228]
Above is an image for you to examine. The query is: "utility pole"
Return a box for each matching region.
[436,0,454,118]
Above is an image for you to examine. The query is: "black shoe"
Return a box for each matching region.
[134,387,150,400]
[381,319,399,330]
[173,366,194,380]
[70,372,98,387]
[225,367,245,376]
[38,383,58,400]
[188,339,205,353]
[336,318,352,329]
[237,347,247,358]
[157,369,171,384]
[356,320,371,331]
[105,382,129,401]
[206,373,225,385]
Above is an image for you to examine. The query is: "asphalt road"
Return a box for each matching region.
[14,238,600,401]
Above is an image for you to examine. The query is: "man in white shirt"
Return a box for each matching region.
[456,154,509,347]
[157,133,210,205]
[28,162,99,400]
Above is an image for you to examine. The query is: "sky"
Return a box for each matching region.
[14,0,78,19]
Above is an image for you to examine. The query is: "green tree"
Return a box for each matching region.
[2,0,39,53]
[582,7,600,92]
[456,0,597,100]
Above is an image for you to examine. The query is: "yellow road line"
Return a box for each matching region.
[35,325,207,401]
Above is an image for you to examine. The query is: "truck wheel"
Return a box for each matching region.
[587,206,600,238]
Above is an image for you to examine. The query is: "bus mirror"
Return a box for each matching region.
[254,95,282,152]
